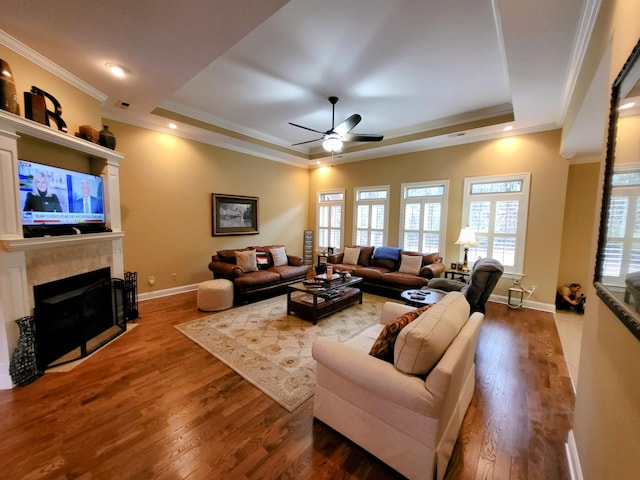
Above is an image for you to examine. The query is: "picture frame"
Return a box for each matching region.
[327,247,334,255]
[450,262,457,270]
[211,193,258,236]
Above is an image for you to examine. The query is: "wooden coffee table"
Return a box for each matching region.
[287,276,363,324]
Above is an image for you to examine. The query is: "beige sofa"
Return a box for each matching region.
[312,292,483,480]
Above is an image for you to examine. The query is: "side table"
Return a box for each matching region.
[444,269,470,281]
[400,289,445,308]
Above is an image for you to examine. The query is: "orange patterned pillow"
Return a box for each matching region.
[369,304,434,362]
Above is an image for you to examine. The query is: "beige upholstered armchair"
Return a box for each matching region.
[312,292,483,479]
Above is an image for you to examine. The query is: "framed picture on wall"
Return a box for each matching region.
[212,193,259,236]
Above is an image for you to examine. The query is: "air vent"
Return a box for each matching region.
[115,100,130,109]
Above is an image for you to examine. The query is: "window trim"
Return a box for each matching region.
[398,180,449,255]
[316,188,345,252]
[461,173,531,275]
[353,185,389,247]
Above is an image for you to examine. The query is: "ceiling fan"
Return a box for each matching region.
[289,96,383,152]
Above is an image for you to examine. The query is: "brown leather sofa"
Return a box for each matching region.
[208,245,310,305]
[326,246,445,298]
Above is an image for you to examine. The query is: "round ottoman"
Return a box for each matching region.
[197,279,234,311]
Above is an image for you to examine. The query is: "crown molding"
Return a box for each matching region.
[557,0,602,124]
[0,29,106,102]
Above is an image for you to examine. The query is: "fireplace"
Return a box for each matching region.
[33,267,126,370]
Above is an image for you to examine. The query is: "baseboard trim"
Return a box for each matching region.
[490,294,555,312]
[0,370,13,390]
[138,283,199,302]
[565,430,584,480]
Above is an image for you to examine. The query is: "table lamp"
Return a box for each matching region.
[455,226,477,271]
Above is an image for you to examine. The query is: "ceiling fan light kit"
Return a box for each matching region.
[289,96,383,156]
[322,133,343,152]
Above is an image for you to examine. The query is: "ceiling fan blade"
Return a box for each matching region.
[289,122,325,135]
[333,114,361,136]
[342,133,384,142]
[291,137,323,146]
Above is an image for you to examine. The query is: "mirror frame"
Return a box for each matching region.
[594,37,640,341]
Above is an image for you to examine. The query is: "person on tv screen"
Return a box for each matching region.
[23,171,62,212]
[72,180,103,214]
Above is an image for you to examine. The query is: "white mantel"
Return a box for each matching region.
[0,109,125,389]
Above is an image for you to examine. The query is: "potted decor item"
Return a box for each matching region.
[99,125,116,149]
[0,59,19,114]
[9,316,43,386]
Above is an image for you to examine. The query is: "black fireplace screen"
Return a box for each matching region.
[33,268,127,370]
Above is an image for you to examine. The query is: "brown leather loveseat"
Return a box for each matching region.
[208,245,310,305]
[326,245,445,298]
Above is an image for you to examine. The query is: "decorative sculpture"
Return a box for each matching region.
[24,85,68,132]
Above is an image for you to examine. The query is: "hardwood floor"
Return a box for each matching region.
[0,292,574,479]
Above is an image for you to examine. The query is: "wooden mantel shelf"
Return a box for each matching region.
[0,109,124,163]
[1,231,125,252]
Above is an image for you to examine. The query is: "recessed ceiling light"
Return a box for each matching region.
[105,63,126,78]
[169,123,177,129]
[504,125,513,131]
[619,101,636,110]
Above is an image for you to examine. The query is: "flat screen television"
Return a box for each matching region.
[18,159,109,237]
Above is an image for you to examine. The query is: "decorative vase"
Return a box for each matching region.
[99,125,117,150]
[9,316,43,386]
[0,59,19,114]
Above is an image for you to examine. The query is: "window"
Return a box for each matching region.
[317,189,344,251]
[399,181,448,253]
[461,174,530,274]
[602,165,640,286]
[354,186,389,247]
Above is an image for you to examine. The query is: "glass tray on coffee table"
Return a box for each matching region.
[286,276,363,325]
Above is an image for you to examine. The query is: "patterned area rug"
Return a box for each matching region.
[175,293,389,411]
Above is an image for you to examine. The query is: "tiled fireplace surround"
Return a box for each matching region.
[0,110,124,388]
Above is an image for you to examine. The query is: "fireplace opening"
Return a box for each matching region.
[33,267,126,370]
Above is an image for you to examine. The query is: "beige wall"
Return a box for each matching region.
[111,120,309,293]
[309,130,570,304]
[565,0,640,478]
[616,115,640,164]
[557,161,601,289]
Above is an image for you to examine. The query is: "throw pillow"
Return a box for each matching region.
[394,292,470,375]
[236,250,258,273]
[398,253,423,275]
[358,246,375,266]
[343,246,361,265]
[369,304,434,362]
[235,249,258,272]
[270,246,288,267]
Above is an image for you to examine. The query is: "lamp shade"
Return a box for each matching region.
[455,226,477,247]
[322,133,343,152]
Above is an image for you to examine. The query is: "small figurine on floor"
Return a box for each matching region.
[556,283,586,314]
